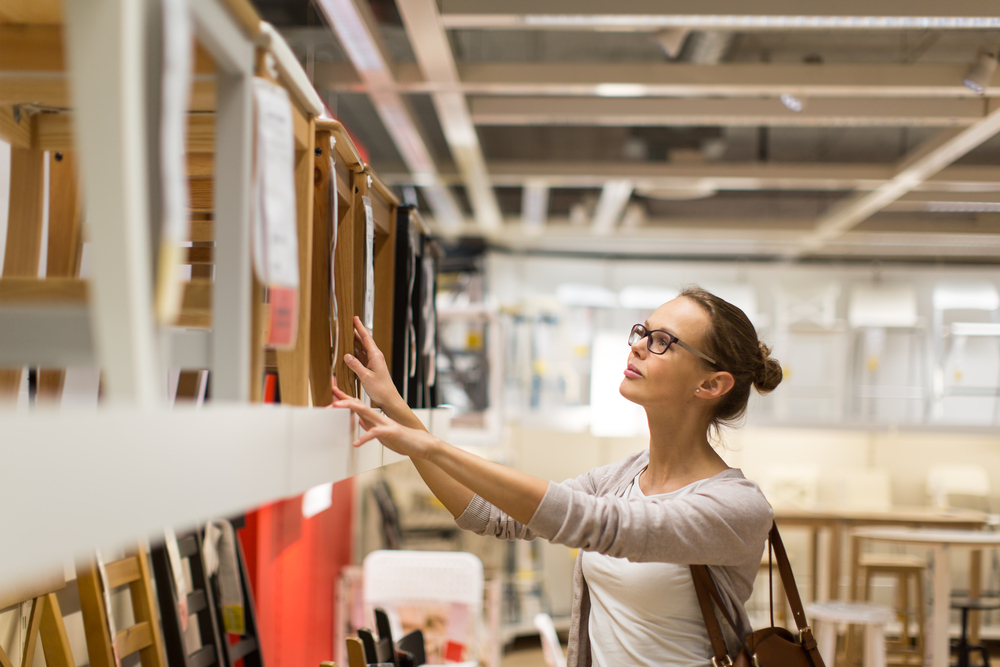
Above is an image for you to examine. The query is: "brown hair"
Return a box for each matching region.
[679,285,782,430]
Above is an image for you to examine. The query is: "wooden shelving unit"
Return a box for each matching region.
[0,0,410,587]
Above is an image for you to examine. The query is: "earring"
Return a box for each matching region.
[695,389,701,393]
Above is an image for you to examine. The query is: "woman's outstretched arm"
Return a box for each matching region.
[333,394,548,525]
[337,317,477,517]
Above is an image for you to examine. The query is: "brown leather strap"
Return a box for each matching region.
[767,522,810,631]
[690,565,730,663]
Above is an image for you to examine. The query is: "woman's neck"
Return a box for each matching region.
[640,406,728,495]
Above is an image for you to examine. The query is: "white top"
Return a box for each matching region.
[581,474,714,667]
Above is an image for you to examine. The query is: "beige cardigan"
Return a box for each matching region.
[455,451,773,666]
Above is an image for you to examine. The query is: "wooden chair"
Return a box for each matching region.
[150,532,226,667]
[0,578,75,667]
[77,545,167,667]
[212,519,264,667]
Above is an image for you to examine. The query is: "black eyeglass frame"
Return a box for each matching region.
[628,323,720,367]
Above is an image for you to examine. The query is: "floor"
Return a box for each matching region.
[500,637,559,667]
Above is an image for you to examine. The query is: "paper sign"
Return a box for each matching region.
[155,0,193,324]
[252,78,300,348]
[164,527,189,630]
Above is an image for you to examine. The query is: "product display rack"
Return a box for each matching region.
[0,0,406,590]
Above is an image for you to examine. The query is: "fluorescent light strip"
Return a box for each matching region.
[521,15,1000,29]
[951,322,1000,336]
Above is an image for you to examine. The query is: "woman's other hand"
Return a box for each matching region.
[344,316,401,408]
[332,391,437,459]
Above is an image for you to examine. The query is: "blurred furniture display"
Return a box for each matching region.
[848,283,926,424]
[775,507,989,604]
[854,554,926,666]
[951,596,1000,667]
[850,528,1000,667]
[77,546,167,667]
[806,600,893,667]
[532,613,567,667]
[931,283,1000,424]
[926,464,992,513]
[0,576,74,667]
[771,282,848,422]
[362,550,483,665]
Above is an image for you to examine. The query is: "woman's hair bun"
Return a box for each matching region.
[753,342,783,394]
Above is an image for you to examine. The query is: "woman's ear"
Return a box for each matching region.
[698,372,735,399]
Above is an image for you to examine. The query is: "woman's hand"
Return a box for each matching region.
[332,390,438,460]
[344,316,401,409]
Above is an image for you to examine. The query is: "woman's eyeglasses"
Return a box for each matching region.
[628,324,719,367]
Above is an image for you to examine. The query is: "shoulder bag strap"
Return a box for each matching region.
[766,523,823,663]
[690,565,731,665]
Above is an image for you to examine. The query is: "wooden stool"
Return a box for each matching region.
[858,555,926,666]
[807,601,893,667]
[951,597,1000,667]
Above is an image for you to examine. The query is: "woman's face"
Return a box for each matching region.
[619,296,715,409]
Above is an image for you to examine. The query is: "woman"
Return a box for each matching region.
[333,286,781,667]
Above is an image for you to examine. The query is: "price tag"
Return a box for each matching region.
[252,78,299,348]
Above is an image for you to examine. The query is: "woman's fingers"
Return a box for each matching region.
[354,316,382,359]
[332,397,386,426]
[353,427,384,448]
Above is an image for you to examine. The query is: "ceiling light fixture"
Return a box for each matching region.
[780,93,805,112]
[962,50,999,94]
[521,15,1000,29]
[595,83,650,97]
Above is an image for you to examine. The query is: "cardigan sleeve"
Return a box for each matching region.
[525,476,773,566]
[453,458,629,541]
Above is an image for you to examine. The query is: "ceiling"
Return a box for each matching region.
[254,0,1000,263]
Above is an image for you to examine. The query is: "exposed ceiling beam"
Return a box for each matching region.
[379,162,1000,193]
[438,0,1000,30]
[395,0,502,230]
[796,104,1000,255]
[469,96,999,128]
[521,181,549,231]
[314,62,1000,98]
[592,180,635,234]
[313,0,464,229]
[436,219,1000,259]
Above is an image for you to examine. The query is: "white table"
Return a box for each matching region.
[850,528,1000,667]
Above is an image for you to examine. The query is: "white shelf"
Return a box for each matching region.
[0,405,384,584]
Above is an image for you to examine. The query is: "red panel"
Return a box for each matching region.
[239,478,354,667]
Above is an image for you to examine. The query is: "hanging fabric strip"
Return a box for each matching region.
[154,0,193,323]
[203,520,245,635]
[329,138,339,377]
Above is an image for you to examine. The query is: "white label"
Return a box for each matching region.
[363,196,375,331]
[252,78,299,289]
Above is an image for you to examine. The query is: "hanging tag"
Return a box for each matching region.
[164,528,189,631]
[362,195,375,331]
[252,77,299,349]
[155,0,194,324]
